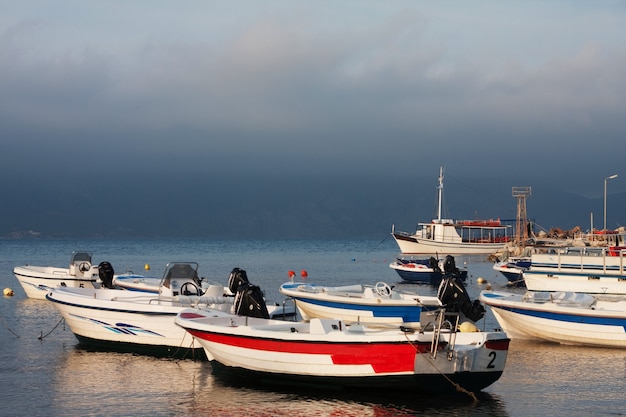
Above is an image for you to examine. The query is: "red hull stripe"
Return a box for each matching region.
[187,329,431,373]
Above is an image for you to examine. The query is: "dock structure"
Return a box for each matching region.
[512,187,531,248]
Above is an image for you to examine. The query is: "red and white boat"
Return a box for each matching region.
[175,308,510,393]
[392,167,511,255]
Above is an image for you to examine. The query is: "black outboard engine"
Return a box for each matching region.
[228,267,249,294]
[428,257,441,273]
[443,255,459,275]
[233,282,270,319]
[98,261,115,289]
[437,274,485,322]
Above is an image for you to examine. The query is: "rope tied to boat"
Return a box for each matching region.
[38,317,65,340]
[403,331,479,402]
[0,313,20,338]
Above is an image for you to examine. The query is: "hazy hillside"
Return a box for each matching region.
[2,172,623,239]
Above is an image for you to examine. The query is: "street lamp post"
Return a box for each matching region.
[604,174,618,231]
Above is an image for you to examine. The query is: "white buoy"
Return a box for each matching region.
[3,288,14,297]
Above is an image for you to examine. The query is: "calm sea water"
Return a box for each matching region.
[1,238,624,417]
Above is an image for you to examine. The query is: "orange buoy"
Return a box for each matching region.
[300,270,308,278]
[288,270,296,278]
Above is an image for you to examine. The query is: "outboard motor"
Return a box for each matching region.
[428,257,441,273]
[98,261,115,289]
[443,255,459,275]
[233,282,270,319]
[228,267,249,294]
[437,274,485,322]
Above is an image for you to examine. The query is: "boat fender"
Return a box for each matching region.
[459,321,478,332]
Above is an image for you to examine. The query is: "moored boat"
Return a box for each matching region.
[492,256,530,286]
[175,308,510,393]
[391,167,511,255]
[13,251,102,299]
[523,247,626,294]
[279,281,442,324]
[46,264,295,358]
[389,255,468,284]
[480,289,626,348]
[280,274,487,327]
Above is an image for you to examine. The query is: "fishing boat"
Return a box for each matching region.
[279,274,487,326]
[389,255,468,284]
[46,265,295,358]
[279,281,441,324]
[391,167,511,255]
[523,247,626,294]
[13,251,101,300]
[492,256,530,286]
[480,290,626,348]
[175,307,510,393]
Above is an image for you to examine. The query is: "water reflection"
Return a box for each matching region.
[51,346,509,417]
[494,340,625,416]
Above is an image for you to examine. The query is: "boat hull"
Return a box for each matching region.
[392,233,506,255]
[279,283,441,324]
[46,287,294,358]
[492,259,529,286]
[524,250,626,294]
[13,265,99,300]
[480,290,626,347]
[176,311,510,393]
[389,261,468,284]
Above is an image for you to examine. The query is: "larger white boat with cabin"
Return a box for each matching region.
[523,247,626,294]
[391,168,511,255]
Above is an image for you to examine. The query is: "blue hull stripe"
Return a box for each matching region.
[294,297,436,322]
[493,305,626,330]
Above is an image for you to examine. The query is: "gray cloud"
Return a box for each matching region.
[0,2,624,238]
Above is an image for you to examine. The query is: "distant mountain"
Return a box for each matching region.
[1,172,623,239]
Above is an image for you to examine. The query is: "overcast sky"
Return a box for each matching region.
[1,1,625,237]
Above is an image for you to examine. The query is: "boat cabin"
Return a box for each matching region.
[160,262,202,296]
[68,251,97,278]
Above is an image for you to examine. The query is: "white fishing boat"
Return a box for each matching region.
[279,281,442,324]
[175,308,510,393]
[279,274,487,326]
[46,264,295,358]
[480,290,626,348]
[391,167,511,255]
[523,247,626,294]
[13,251,101,299]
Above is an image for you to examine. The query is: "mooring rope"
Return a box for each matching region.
[403,331,479,402]
[0,314,20,338]
[38,317,65,340]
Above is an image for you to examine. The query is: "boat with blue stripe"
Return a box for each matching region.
[479,290,626,347]
[523,247,626,294]
[279,281,442,324]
